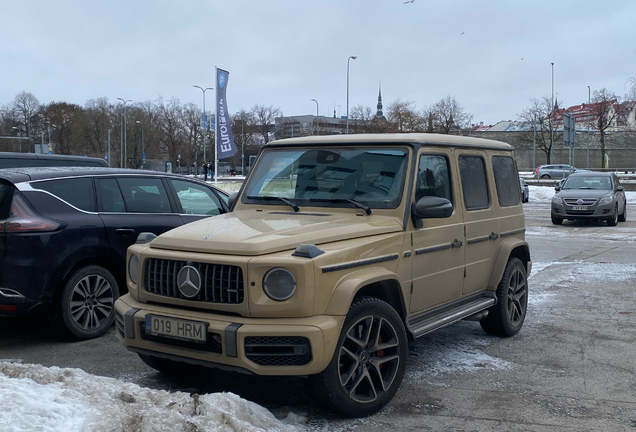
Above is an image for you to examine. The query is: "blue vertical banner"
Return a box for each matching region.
[216,69,238,159]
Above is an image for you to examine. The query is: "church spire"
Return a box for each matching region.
[376,82,384,118]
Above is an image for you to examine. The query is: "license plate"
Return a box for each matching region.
[145,315,208,343]
[572,206,588,211]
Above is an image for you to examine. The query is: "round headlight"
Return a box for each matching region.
[128,254,139,285]
[262,268,296,301]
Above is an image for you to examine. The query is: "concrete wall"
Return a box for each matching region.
[471,131,636,170]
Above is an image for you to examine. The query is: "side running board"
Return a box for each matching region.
[407,292,497,339]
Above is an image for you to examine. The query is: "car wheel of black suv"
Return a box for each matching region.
[309,296,407,417]
[48,265,119,340]
[480,258,528,337]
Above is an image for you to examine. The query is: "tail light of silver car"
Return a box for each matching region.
[1,194,61,233]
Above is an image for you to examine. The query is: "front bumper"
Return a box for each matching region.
[114,294,344,376]
[551,201,615,221]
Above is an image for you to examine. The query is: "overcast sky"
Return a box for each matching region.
[1,0,635,126]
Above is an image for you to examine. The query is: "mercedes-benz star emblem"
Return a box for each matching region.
[177,265,202,298]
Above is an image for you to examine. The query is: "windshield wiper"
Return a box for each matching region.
[308,198,372,215]
[247,196,300,212]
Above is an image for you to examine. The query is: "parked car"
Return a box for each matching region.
[115,133,530,417]
[520,177,529,202]
[0,152,109,168]
[535,164,579,179]
[551,171,626,225]
[0,167,229,339]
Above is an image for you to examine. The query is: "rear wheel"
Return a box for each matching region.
[48,265,119,340]
[540,174,551,179]
[309,296,407,417]
[481,258,528,336]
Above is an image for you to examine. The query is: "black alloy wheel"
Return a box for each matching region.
[481,258,528,336]
[309,296,407,417]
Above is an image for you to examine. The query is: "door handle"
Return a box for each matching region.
[451,240,463,248]
[115,228,135,236]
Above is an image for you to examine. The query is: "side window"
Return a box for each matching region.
[492,156,520,207]
[32,178,96,212]
[97,178,126,212]
[416,154,452,203]
[117,177,171,213]
[170,179,224,216]
[458,155,489,210]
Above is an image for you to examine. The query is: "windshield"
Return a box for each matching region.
[562,176,613,190]
[243,147,409,209]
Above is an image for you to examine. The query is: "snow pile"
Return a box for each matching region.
[0,361,305,432]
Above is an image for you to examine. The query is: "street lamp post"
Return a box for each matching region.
[346,55,357,134]
[117,98,132,167]
[310,99,319,135]
[587,85,591,168]
[136,121,144,168]
[193,85,213,166]
[550,63,554,153]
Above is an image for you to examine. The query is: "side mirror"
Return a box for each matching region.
[228,192,239,210]
[617,185,624,192]
[411,196,453,228]
[554,185,561,191]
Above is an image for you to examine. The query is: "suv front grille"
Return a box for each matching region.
[139,322,222,353]
[563,198,598,206]
[245,336,312,366]
[144,258,244,304]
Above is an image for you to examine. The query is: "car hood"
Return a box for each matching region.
[557,189,612,199]
[149,209,404,256]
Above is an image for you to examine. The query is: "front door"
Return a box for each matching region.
[410,150,465,313]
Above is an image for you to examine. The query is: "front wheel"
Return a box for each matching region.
[551,216,563,225]
[618,202,627,222]
[309,296,407,417]
[48,265,119,340]
[607,205,618,226]
[480,258,528,336]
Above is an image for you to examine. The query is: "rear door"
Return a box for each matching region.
[96,176,184,270]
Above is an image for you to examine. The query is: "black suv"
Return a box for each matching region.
[0,167,229,339]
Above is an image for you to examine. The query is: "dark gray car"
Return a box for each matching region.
[551,172,626,225]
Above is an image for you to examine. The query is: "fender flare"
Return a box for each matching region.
[487,238,530,291]
[324,267,404,316]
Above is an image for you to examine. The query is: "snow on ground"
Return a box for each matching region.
[0,361,305,432]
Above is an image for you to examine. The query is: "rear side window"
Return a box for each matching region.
[32,178,96,212]
[492,156,520,207]
[97,178,126,212]
[116,177,171,213]
[458,155,489,210]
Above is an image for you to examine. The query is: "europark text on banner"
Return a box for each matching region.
[213,68,238,183]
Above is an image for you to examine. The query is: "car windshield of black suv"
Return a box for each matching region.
[243,147,409,210]
[562,176,613,190]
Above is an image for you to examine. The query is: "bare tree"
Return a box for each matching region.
[422,105,436,133]
[518,96,558,165]
[433,95,467,134]
[590,88,622,168]
[250,104,281,145]
[232,109,257,172]
[156,97,187,171]
[12,91,41,142]
[386,100,424,133]
[46,102,83,155]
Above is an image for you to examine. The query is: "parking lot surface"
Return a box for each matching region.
[1,200,635,431]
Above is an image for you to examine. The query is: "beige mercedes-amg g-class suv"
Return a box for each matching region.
[115,133,530,417]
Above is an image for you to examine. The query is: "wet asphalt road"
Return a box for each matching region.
[1,201,636,431]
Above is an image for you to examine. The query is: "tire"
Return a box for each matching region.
[618,202,627,222]
[48,265,119,340]
[607,205,618,226]
[137,353,204,376]
[480,258,528,337]
[551,216,563,225]
[308,296,407,417]
[540,174,550,179]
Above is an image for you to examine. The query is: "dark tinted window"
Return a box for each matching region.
[416,154,452,203]
[492,156,520,207]
[458,155,489,210]
[97,178,126,212]
[32,178,96,212]
[117,177,171,213]
[0,158,35,168]
[170,180,224,215]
